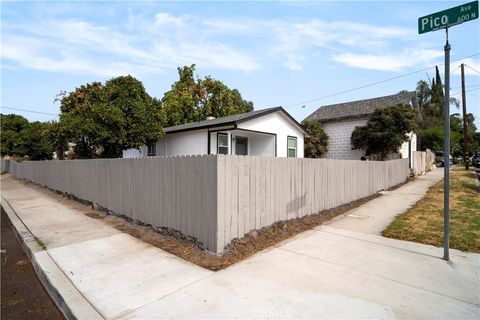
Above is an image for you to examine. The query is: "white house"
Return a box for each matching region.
[123,107,307,158]
[305,92,417,164]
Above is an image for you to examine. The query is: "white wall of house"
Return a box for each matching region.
[157,130,208,156]
[123,111,305,158]
[238,112,304,158]
[399,132,417,166]
[210,130,276,156]
[122,148,145,158]
[245,132,275,156]
[322,118,368,160]
[123,130,208,158]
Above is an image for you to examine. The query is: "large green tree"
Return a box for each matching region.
[43,121,69,160]
[417,112,476,156]
[0,114,52,160]
[302,119,329,158]
[59,76,164,158]
[415,67,460,151]
[21,121,52,160]
[351,104,417,160]
[418,126,443,151]
[162,65,253,127]
[1,114,30,156]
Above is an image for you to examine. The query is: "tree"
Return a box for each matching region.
[417,113,469,155]
[351,104,417,160]
[0,114,52,160]
[43,121,69,160]
[21,121,52,160]
[302,119,329,158]
[418,126,443,151]
[59,76,164,158]
[415,68,460,151]
[458,113,478,158]
[1,114,30,156]
[162,65,254,127]
[448,113,463,157]
[471,132,480,153]
[415,80,431,127]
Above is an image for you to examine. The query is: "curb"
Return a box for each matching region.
[1,196,104,320]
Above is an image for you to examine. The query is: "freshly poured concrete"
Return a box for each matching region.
[2,171,479,320]
[49,234,212,319]
[120,227,479,320]
[1,175,212,319]
[326,168,444,233]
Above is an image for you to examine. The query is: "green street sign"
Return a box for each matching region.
[418,1,479,34]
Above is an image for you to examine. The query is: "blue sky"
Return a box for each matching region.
[1,1,479,129]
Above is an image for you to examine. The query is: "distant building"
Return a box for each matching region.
[123,107,308,158]
[305,92,417,164]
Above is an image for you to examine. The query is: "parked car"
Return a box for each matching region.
[435,151,453,167]
[472,153,480,168]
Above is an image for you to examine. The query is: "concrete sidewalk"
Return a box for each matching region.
[1,175,212,320]
[1,171,479,319]
[326,167,444,234]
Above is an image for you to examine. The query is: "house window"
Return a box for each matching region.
[217,133,229,154]
[287,136,297,158]
[147,144,156,156]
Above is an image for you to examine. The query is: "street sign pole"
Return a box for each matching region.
[443,28,450,261]
[419,1,478,261]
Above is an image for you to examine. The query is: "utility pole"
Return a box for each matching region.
[443,29,451,261]
[418,0,478,261]
[461,63,469,170]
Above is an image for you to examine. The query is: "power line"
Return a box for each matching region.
[451,86,480,96]
[1,53,479,117]
[284,52,480,109]
[465,64,480,74]
[0,106,59,116]
[449,84,479,90]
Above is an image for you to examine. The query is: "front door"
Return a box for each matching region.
[235,137,248,155]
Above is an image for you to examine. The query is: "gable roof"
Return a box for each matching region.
[165,106,308,135]
[305,91,417,123]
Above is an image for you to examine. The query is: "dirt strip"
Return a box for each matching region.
[1,209,64,320]
[85,192,381,271]
[8,174,410,271]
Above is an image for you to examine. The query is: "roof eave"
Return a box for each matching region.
[164,122,236,134]
[166,106,309,137]
[237,106,309,136]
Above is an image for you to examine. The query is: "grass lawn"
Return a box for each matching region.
[382,168,480,253]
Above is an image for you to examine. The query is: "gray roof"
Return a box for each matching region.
[305,91,417,123]
[165,106,308,135]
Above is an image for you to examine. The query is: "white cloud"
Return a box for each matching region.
[332,49,444,72]
[0,10,434,75]
[265,18,414,70]
[202,19,254,33]
[154,12,186,28]
[1,16,260,76]
[200,17,412,71]
[151,40,260,73]
[1,37,160,77]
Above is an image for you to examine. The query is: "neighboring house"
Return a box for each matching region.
[305,92,417,164]
[123,107,307,158]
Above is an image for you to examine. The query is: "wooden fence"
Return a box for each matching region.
[1,156,409,253]
[1,156,218,251]
[216,156,409,250]
[412,150,435,176]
